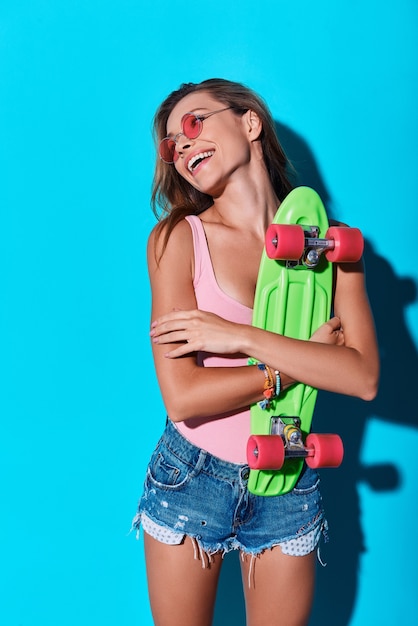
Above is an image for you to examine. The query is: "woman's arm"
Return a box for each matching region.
[147,220,276,421]
[241,259,379,398]
[151,251,379,405]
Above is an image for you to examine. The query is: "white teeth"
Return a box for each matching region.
[187,151,214,172]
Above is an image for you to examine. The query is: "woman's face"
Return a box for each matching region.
[165,91,254,197]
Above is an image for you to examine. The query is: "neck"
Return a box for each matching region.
[209,167,280,234]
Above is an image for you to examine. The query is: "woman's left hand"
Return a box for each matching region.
[150,309,244,358]
[310,316,345,347]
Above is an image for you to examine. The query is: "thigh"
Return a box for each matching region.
[144,532,223,626]
[240,548,316,626]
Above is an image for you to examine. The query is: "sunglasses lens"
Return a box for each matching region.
[182,113,202,139]
[159,113,203,163]
[159,138,177,163]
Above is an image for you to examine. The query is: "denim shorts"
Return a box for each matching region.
[132,419,328,560]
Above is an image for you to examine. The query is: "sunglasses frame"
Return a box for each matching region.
[158,107,233,164]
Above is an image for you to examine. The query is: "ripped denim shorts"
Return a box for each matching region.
[132,419,328,561]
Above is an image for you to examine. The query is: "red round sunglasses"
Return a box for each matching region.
[159,107,232,163]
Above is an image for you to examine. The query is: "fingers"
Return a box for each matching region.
[150,325,196,358]
[327,316,342,331]
[309,315,344,347]
[150,311,195,343]
[149,309,241,357]
[150,322,193,351]
[150,309,199,334]
[149,309,204,357]
[150,320,186,341]
[328,316,345,347]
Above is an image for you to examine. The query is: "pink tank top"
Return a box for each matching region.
[175,215,253,464]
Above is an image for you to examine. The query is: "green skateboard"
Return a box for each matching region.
[247,186,363,496]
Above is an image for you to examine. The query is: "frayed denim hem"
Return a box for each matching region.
[131,511,328,587]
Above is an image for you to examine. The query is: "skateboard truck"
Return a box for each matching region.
[266,223,364,268]
[271,225,325,269]
[270,416,306,456]
[247,416,344,470]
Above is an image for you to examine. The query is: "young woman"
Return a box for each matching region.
[133,79,379,626]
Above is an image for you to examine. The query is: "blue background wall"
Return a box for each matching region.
[1,1,417,624]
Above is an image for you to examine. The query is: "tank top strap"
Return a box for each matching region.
[185,214,213,289]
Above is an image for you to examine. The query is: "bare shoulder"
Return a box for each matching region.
[147,217,197,316]
[147,218,194,272]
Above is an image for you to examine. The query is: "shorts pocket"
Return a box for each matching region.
[146,442,205,491]
[292,466,320,495]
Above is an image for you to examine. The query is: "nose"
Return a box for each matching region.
[173,133,193,158]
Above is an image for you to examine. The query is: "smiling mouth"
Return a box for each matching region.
[187,151,214,173]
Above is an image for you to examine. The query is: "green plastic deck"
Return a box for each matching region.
[248,187,333,496]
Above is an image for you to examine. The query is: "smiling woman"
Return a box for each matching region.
[132,78,379,626]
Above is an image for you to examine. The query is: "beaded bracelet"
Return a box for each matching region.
[249,361,280,410]
[275,370,281,397]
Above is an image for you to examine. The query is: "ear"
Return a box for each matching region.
[245,109,263,141]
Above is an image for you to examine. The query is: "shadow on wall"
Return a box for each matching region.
[311,240,418,625]
[213,121,418,626]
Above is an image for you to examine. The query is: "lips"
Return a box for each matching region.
[187,151,215,173]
